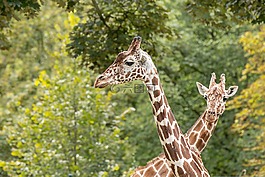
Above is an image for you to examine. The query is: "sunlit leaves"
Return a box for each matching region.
[239,26,265,77]
[1,57,132,177]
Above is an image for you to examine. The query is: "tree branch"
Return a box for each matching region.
[91,0,110,29]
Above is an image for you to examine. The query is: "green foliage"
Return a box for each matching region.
[186,0,265,27]
[1,60,133,176]
[0,4,76,168]
[67,0,173,70]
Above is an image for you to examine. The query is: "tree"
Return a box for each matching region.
[0,4,77,173]
[0,9,134,176]
[186,0,265,26]
[67,0,173,71]
[0,0,78,50]
[0,59,134,176]
[0,0,39,49]
[229,25,265,176]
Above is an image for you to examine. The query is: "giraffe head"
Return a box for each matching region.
[94,36,155,88]
[196,73,238,120]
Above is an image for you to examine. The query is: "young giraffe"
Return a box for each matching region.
[95,36,211,176]
[187,72,238,153]
[130,73,238,177]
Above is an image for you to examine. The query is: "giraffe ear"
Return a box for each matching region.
[196,82,209,95]
[226,86,238,97]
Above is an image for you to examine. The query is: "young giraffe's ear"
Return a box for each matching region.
[196,82,209,96]
[226,86,238,97]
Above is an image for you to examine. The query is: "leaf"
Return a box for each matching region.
[11,150,22,157]
[0,161,6,167]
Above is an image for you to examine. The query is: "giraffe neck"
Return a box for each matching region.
[144,73,210,176]
[186,111,220,153]
[144,73,185,161]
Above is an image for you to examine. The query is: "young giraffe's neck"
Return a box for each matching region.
[143,70,209,176]
[186,111,220,153]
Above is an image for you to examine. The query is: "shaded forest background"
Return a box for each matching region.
[0,0,265,176]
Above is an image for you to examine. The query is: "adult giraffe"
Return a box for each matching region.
[131,73,238,177]
[94,37,238,176]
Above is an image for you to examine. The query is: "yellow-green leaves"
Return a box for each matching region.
[230,25,265,176]
[239,26,265,77]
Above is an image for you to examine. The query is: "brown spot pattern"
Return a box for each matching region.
[167,110,175,124]
[147,168,156,176]
[165,143,178,160]
[194,120,203,132]
[152,77,159,85]
[177,166,185,175]
[207,122,213,130]
[196,139,205,151]
[157,112,165,122]
[189,132,198,145]
[190,160,200,172]
[184,161,196,176]
[154,90,160,98]
[160,125,170,139]
[181,145,191,159]
[153,101,160,111]
[115,52,128,63]
[158,163,167,175]
[201,130,210,142]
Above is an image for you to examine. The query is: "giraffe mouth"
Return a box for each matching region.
[205,111,220,122]
[94,75,111,88]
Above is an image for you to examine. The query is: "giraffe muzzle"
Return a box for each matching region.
[94,75,110,88]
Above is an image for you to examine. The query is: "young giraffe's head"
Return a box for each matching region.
[94,36,156,88]
[196,73,238,121]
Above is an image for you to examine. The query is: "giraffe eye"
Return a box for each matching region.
[125,61,134,66]
[223,97,228,101]
[203,95,207,100]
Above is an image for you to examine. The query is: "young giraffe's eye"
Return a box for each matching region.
[125,61,134,66]
[203,95,207,100]
[223,97,228,101]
